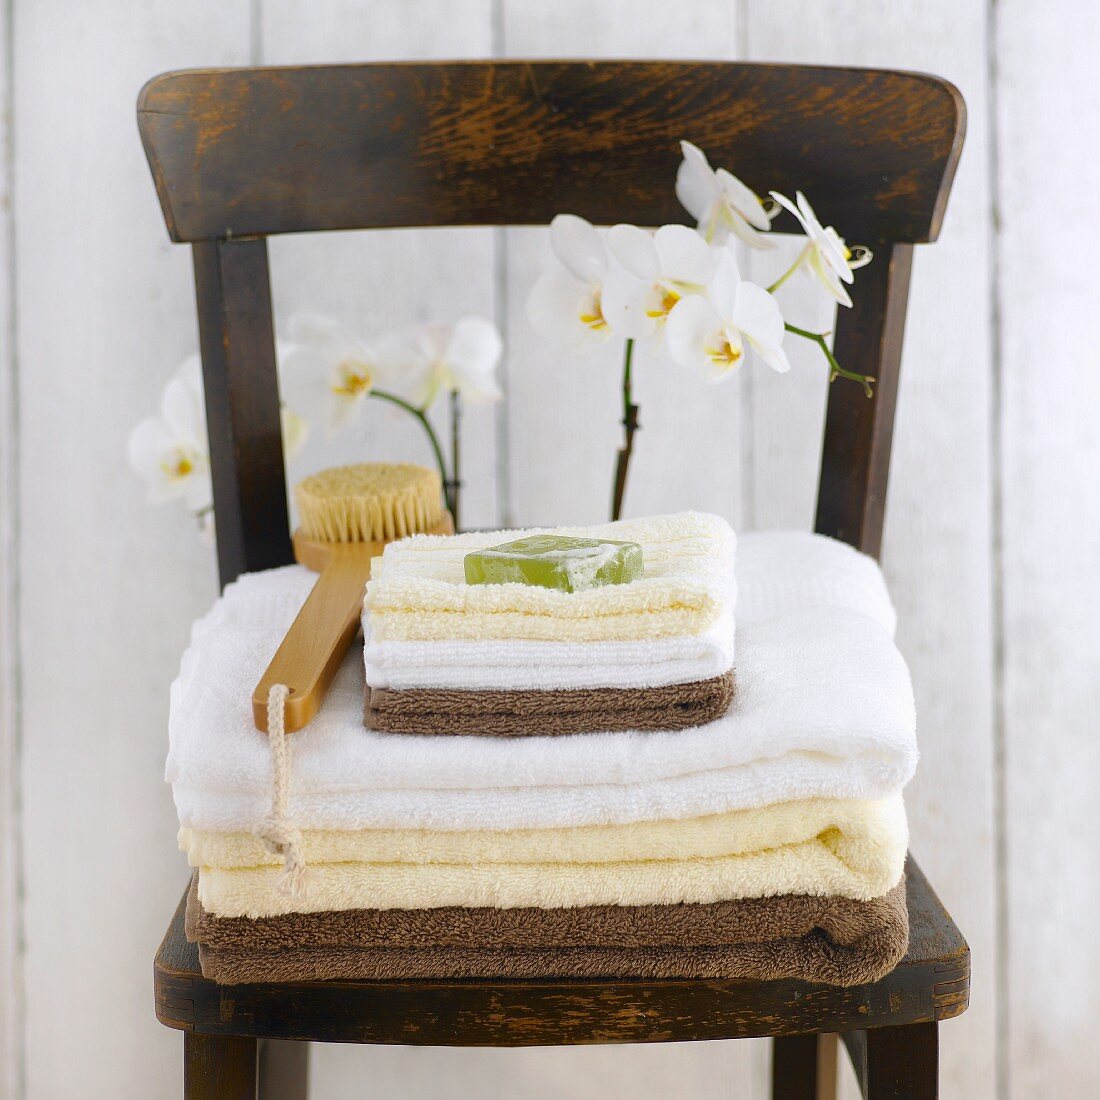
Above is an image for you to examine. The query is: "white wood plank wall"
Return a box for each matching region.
[0,1,1093,1097]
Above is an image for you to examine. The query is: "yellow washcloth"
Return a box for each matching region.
[364,511,736,642]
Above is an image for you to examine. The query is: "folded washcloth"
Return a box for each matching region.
[194,795,906,917]
[364,512,737,642]
[361,529,893,693]
[167,531,915,833]
[181,795,904,873]
[363,610,736,692]
[187,876,909,987]
[363,671,736,736]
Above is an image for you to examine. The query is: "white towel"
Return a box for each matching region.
[166,531,914,833]
[363,610,736,691]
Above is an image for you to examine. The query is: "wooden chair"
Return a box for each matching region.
[138,61,970,1099]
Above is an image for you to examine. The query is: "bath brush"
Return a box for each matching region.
[253,463,452,732]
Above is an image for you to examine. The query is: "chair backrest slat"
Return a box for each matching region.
[193,238,292,583]
[139,62,964,245]
[137,62,964,584]
[815,241,914,556]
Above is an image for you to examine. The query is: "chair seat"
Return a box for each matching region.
[154,856,968,1047]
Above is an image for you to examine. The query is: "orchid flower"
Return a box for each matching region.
[768,190,872,307]
[281,312,388,432]
[676,141,776,250]
[601,223,719,340]
[129,352,308,516]
[526,214,617,349]
[127,355,213,511]
[386,317,503,407]
[665,248,790,382]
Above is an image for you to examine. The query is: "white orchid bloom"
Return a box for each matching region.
[665,248,790,382]
[387,317,503,407]
[601,223,719,340]
[526,214,617,349]
[676,140,776,250]
[280,404,309,460]
[769,190,871,308]
[127,355,212,511]
[281,313,386,432]
[129,349,310,516]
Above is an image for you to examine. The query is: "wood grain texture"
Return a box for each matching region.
[815,242,914,556]
[137,61,963,245]
[14,3,250,1099]
[193,238,293,586]
[996,4,1100,1099]
[185,1033,258,1100]
[743,6,997,1100]
[155,860,968,1047]
[843,1024,938,1100]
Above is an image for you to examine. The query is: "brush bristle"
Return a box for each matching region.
[295,463,444,543]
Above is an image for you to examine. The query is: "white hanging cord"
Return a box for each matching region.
[253,684,311,897]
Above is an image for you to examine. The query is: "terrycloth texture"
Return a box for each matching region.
[361,529,893,693]
[185,874,906,949]
[363,610,736,692]
[364,512,737,642]
[734,531,896,633]
[363,671,736,736]
[167,530,916,833]
[180,795,905,872]
[194,796,907,917]
[188,878,909,986]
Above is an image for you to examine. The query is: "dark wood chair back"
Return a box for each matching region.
[137,61,965,588]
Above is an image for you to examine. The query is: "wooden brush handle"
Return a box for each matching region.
[252,542,376,733]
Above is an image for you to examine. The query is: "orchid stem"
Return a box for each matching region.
[449,390,462,531]
[611,338,639,522]
[766,247,809,294]
[369,388,455,514]
[783,323,875,397]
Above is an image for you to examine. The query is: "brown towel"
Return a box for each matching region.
[363,671,736,736]
[186,877,907,987]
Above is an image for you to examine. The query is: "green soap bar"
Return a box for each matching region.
[464,534,644,593]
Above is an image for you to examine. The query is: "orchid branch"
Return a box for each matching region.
[368,388,457,517]
[766,246,810,295]
[611,338,639,522]
[783,323,875,397]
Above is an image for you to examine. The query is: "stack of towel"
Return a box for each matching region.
[168,513,916,987]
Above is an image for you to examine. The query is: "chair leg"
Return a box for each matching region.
[772,1034,839,1100]
[842,1023,938,1100]
[184,1033,258,1100]
[258,1038,310,1100]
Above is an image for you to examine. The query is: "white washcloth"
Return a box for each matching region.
[363,610,736,691]
[166,531,914,833]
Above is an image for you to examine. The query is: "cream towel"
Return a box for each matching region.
[195,795,907,918]
[180,794,903,869]
[363,512,736,642]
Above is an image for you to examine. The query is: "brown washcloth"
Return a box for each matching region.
[187,878,907,987]
[363,670,736,736]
